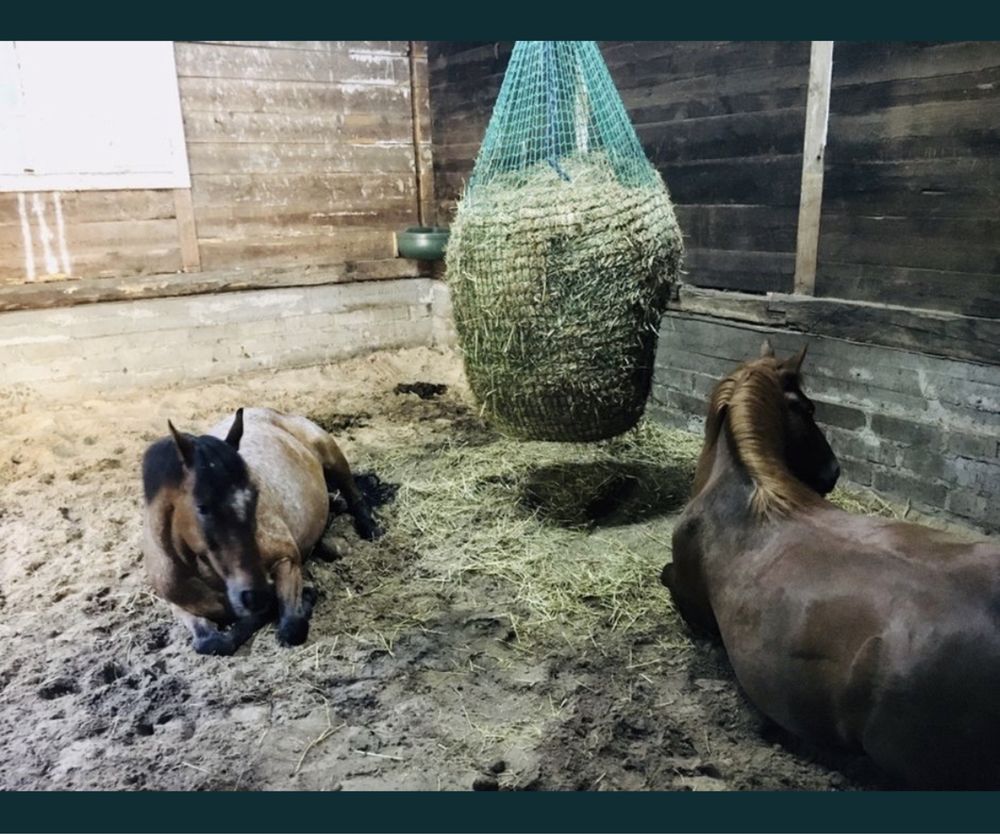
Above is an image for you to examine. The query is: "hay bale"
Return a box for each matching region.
[446,153,684,442]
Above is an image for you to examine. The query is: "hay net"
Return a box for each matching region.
[447,41,684,443]
[468,41,658,193]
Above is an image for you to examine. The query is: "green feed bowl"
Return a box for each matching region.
[396,226,449,261]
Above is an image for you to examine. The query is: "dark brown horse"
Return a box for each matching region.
[142,407,381,655]
[662,340,1000,789]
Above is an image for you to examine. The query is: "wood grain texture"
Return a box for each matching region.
[669,285,1000,366]
[794,41,834,295]
[1,40,426,298]
[429,41,809,293]
[817,41,1000,316]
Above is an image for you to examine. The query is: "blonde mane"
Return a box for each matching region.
[693,360,822,519]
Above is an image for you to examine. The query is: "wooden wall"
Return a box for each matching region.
[0,41,428,300]
[428,41,812,295]
[429,41,1000,323]
[817,42,1000,319]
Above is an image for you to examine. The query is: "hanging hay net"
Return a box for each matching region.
[446,41,684,442]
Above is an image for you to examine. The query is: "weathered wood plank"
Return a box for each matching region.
[674,205,798,252]
[819,214,1000,275]
[816,262,1000,319]
[409,45,436,227]
[182,110,414,144]
[669,285,1000,366]
[185,141,415,176]
[821,157,1000,218]
[830,65,1000,117]
[0,259,423,312]
[0,218,180,251]
[194,209,417,239]
[637,108,806,165]
[194,41,410,55]
[198,229,397,270]
[605,41,811,92]
[794,41,834,295]
[684,249,795,293]
[173,189,201,272]
[178,76,412,116]
[189,173,416,210]
[174,42,409,85]
[0,243,181,284]
[655,156,805,207]
[0,191,175,224]
[827,97,1000,161]
[830,41,1000,88]
[772,294,1000,366]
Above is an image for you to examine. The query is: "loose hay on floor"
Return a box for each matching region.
[376,418,900,649]
[0,347,909,791]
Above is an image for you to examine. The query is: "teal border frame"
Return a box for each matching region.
[3,791,1000,833]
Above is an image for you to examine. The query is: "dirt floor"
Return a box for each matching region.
[0,346,891,791]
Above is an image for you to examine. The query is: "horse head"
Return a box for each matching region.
[758,339,840,497]
[166,408,272,617]
[695,340,840,516]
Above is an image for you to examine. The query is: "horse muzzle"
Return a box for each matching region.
[229,585,274,617]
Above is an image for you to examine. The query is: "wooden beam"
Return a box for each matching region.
[408,41,437,229]
[173,188,202,272]
[793,41,834,295]
[668,285,1000,367]
[0,259,423,313]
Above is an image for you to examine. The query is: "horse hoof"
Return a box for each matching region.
[301,587,319,615]
[278,616,310,647]
[356,516,385,541]
[193,633,236,656]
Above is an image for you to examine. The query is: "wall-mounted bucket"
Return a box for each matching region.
[395,227,450,261]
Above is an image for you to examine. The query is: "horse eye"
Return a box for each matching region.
[196,503,210,515]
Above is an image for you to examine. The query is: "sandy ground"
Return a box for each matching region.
[0,346,885,791]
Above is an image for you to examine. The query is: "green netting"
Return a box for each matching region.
[447,41,684,442]
[469,41,660,192]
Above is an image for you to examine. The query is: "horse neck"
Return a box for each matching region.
[692,427,770,565]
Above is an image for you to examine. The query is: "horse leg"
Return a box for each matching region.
[661,561,720,639]
[276,412,383,540]
[164,570,272,655]
[318,439,383,541]
[171,602,271,656]
[268,546,315,647]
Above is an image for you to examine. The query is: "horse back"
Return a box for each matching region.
[208,408,330,551]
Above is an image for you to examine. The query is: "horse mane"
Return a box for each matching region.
[693,361,822,519]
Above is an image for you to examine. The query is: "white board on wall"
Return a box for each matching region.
[0,41,191,192]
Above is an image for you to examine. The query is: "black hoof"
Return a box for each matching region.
[355,512,384,541]
[193,633,236,656]
[278,615,310,647]
[301,587,319,616]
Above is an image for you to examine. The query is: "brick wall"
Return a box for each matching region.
[653,313,1000,535]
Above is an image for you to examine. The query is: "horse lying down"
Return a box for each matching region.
[662,341,1000,789]
[142,407,381,655]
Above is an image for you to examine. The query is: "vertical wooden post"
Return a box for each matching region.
[793,41,834,295]
[408,41,436,229]
[173,187,201,273]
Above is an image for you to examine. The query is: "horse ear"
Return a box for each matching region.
[225,408,244,450]
[167,420,195,468]
[787,344,808,374]
[760,339,775,358]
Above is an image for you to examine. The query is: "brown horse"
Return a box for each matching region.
[662,340,1000,789]
[142,407,381,655]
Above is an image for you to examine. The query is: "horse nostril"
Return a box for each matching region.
[241,590,270,613]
